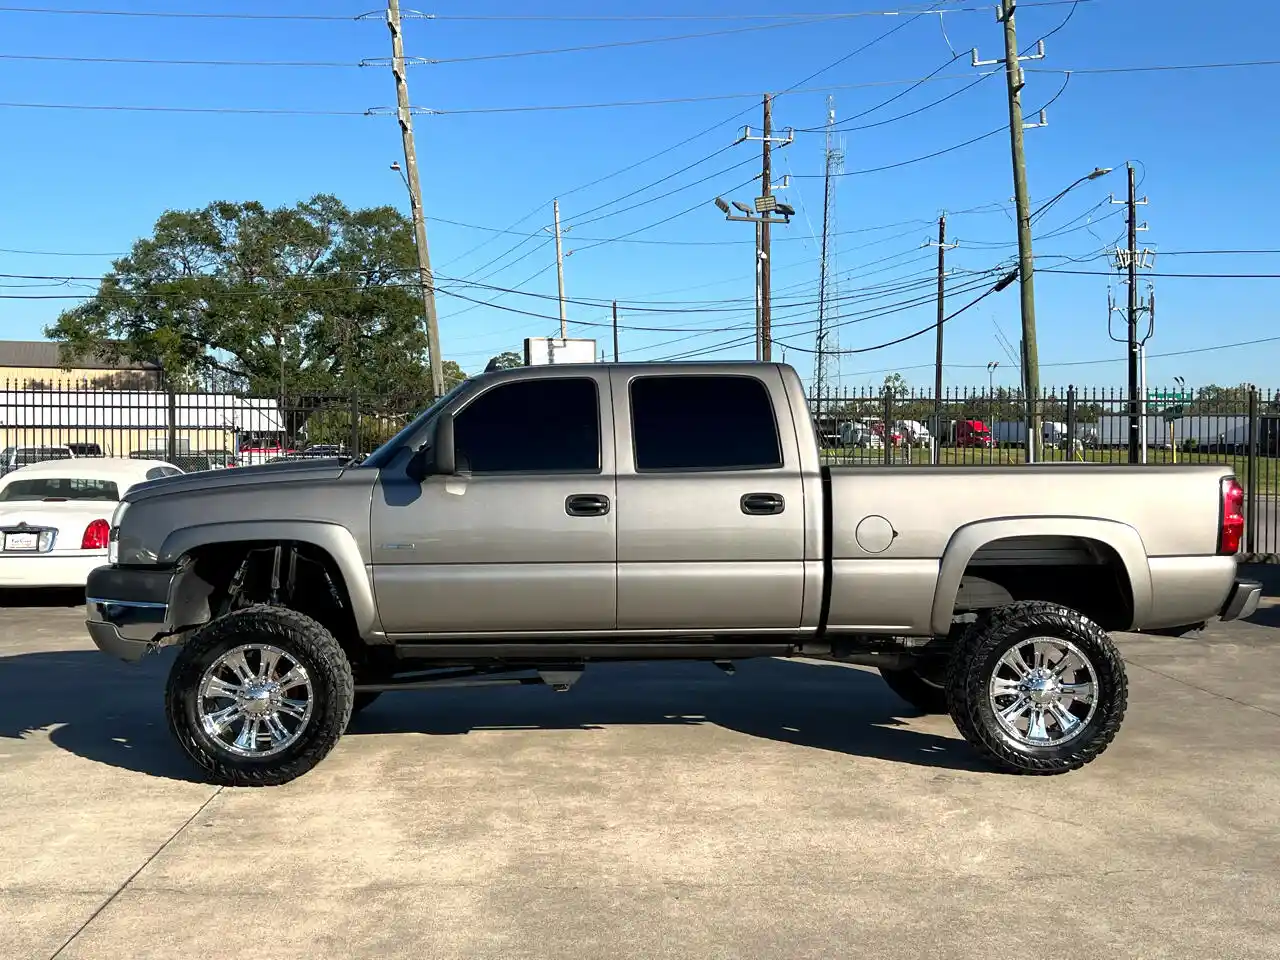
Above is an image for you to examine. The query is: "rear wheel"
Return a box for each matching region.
[879,662,948,713]
[946,601,1128,775]
[165,604,353,787]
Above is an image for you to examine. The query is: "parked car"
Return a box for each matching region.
[894,419,933,445]
[839,420,882,449]
[0,444,74,476]
[85,361,1258,787]
[66,442,107,458]
[0,458,182,588]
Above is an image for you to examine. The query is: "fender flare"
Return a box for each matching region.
[929,516,1152,635]
[159,520,381,639]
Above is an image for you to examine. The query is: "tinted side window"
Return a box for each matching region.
[630,375,782,471]
[454,378,600,474]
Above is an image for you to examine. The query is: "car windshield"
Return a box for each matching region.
[0,477,120,501]
[360,379,473,469]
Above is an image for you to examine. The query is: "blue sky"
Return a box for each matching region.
[1,0,1277,392]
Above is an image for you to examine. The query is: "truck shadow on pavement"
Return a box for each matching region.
[0,652,985,783]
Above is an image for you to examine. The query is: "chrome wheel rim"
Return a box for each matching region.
[988,637,1099,748]
[197,644,314,758]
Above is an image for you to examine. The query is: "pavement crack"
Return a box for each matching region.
[1125,658,1280,720]
[47,786,223,960]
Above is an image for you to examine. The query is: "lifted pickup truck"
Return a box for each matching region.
[86,362,1261,786]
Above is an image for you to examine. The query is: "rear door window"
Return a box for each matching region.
[629,375,782,471]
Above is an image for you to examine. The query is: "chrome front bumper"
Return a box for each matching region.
[85,565,178,662]
[1219,579,1263,622]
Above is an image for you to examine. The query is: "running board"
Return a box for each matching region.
[392,642,792,661]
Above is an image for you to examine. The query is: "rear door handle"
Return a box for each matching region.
[741,493,785,516]
[566,493,610,518]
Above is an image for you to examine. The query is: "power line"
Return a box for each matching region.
[791,75,1073,179]
[0,5,360,19]
[1041,269,1280,278]
[0,53,359,67]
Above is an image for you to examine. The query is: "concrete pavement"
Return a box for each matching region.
[1,576,1278,960]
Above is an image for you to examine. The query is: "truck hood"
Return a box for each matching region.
[124,457,351,503]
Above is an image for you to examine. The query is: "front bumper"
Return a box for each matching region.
[85,564,178,662]
[1219,578,1263,622]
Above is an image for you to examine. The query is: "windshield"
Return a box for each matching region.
[0,477,120,501]
[360,380,473,469]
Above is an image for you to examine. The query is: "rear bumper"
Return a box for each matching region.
[85,564,178,662]
[0,552,105,588]
[1219,579,1263,622]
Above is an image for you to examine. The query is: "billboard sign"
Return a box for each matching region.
[524,337,598,366]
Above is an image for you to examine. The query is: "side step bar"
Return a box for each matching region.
[392,642,792,661]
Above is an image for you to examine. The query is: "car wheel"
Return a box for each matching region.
[165,604,354,787]
[946,601,1128,775]
[879,661,948,713]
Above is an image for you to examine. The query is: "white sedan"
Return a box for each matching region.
[0,458,183,588]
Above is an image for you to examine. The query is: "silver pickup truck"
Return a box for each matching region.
[85,361,1261,786]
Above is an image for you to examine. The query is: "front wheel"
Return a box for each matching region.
[165,604,354,787]
[946,601,1128,775]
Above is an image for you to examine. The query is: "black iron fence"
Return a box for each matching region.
[0,381,1274,560]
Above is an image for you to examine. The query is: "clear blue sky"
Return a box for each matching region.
[1,0,1277,392]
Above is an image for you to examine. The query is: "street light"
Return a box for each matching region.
[711,193,793,362]
[1030,166,1114,223]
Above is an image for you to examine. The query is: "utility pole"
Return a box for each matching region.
[760,94,774,360]
[975,0,1048,462]
[612,300,619,362]
[1126,164,1140,463]
[386,0,443,399]
[553,199,568,339]
[926,214,957,463]
[1109,163,1151,463]
[712,104,793,361]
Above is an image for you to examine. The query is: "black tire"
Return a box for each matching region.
[351,691,382,716]
[165,604,354,787]
[945,601,1128,775]
[879,662,948,713]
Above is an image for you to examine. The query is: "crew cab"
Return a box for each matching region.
[84,362,1261,786]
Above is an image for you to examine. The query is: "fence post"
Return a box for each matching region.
[349,392,361,458]
[1065,385,1077,459]
[1247,386,1259,555]
[882,386,893,466]
[166,383,177,462]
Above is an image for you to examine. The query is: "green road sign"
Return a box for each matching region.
[1148,390,1192,402]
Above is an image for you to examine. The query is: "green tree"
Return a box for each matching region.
[486,350,523,372]
[46,195,444,397]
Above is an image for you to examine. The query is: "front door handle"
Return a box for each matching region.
[566,493,610,518]
[741,493,785,516]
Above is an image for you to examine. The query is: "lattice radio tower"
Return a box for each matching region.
[813,95,845,405]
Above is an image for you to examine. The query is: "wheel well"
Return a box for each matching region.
[953,535,1135,631]
[172,540,359,647]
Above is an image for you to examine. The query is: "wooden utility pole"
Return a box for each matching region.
[1126,163,1141,464]
[760,93,774,361]
[612,300,619,361]
[998,0,1041,462]
[553,199,568,339]
[386,0,444,399]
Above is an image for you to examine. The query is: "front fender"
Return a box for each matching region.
[160,521,382,640]
[929,516,1153,635]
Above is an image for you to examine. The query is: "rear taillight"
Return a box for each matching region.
[82,518,111,550]
[1218,477,1245,555]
